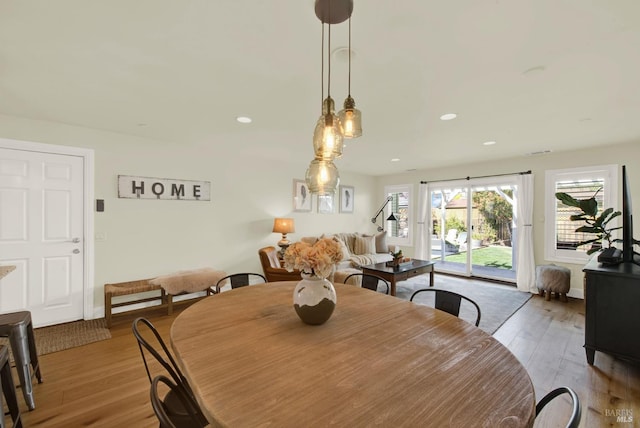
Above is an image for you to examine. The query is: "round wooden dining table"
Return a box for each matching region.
[171,281,535,427]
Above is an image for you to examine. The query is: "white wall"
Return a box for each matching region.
[376,141,640,296]
[0,114,380,315]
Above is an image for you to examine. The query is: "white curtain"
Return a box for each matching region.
[516,173,536,292]
[415,182,429,260]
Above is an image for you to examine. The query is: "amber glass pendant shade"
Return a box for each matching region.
[305,158,340,195]
[338,95,362,139]
[313,97,344,160]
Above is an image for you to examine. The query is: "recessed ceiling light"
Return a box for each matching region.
[522,65,546,76]
[236,116,252,124]
[525,149,552,156]
[440,113,457,121]
[391,158,400,162]
[483,141,496,146]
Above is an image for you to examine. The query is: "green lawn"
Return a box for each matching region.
[444,245,512,270]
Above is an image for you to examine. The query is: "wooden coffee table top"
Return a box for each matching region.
[171,281,535,427]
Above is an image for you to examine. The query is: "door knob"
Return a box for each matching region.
[73,249,80,254]
[69,238,81,243]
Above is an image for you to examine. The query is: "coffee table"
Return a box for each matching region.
[361,259,435,296]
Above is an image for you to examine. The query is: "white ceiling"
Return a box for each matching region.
[1,1,639,176]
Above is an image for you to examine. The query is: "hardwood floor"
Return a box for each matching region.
[9,281,640,427]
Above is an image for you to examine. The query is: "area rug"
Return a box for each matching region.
[0,318,111,357]
[394,274,532,335]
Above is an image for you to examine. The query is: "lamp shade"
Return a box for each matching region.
[313,97,344,160]
[273,218,295,234]
[305,158,340,195]
[338,96,362,139]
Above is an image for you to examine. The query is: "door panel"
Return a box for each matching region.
[428,180,517,283]
[0,148,84,326]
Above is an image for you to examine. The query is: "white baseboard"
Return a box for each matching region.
[568,287,584,299]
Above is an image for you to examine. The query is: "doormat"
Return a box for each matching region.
[395,274,532,335]
[0,318,112,357]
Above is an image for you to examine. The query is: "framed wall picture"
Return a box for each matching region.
[339,185,354,213]
[293,179,312,212]
[318,194,334,214]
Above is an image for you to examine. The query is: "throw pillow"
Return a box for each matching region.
[301,236,318,246]
[374,231,388,254]
[333,237,351,261]
[353,235,376,255]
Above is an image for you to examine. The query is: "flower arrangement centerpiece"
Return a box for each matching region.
[284,238,343,325]
[283,238,343,279]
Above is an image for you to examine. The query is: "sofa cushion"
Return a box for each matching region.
[365,231,388,254]
[348,252,393,268]
[354,235,376,255]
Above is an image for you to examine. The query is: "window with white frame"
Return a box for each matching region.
[384,184,413,246]
[544,165,618,263]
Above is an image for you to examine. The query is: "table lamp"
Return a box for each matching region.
[273,218,295,257]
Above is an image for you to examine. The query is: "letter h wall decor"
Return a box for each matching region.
[117,175,211,201]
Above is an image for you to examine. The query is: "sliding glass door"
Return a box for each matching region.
[428,177,518,283]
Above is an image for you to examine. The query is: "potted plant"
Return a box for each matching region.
[555,189,621,255]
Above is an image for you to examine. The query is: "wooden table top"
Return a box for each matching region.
[171,281,535,427]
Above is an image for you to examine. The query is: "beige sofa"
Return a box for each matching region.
[300,232,394,270]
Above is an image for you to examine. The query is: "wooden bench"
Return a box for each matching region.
[104,278,213,328]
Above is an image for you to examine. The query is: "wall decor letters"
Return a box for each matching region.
[118,175,210,200]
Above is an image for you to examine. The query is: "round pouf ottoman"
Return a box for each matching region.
[536,264,571,302]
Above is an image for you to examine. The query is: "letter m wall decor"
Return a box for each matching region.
[118,175,211,201]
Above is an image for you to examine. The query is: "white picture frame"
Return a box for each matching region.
[293,179,312,212]
[339,185,354,213]
[318,194,334,214]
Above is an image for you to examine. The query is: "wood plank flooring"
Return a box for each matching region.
[8,279,639,427]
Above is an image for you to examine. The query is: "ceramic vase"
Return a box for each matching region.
[293,273,337,325]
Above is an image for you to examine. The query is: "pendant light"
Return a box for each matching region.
[312,21,344,160]
[305,158,340,196]
[338,17,362,138]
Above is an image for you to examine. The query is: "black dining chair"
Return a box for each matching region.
[409,288,481,327]
[535,386,581,428]
[151,375,208,428]
[212,273,267,294]
[343,273,390,295]
[1,345,22,428]
[132,317,207,426]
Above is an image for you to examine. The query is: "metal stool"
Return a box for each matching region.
[1,345,22,428]
[0,312,42,410]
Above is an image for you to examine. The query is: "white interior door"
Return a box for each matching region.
[0,148,85,327]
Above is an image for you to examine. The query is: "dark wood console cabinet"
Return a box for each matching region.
[583,257,640,365]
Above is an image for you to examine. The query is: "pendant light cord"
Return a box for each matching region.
[321,23,324,108]
[348,17,351,96]
[327,22,331,97]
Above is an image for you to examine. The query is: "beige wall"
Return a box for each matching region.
[0,114,380,316]
[2,111,638,311]
[376,141,640,296]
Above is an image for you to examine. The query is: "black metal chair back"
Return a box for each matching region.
[132,317,207,425]
[151,375,208,428]
[409,288,481,327]
[535,387,581,428]
[344,273,390,295]
[214,273,267,294]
